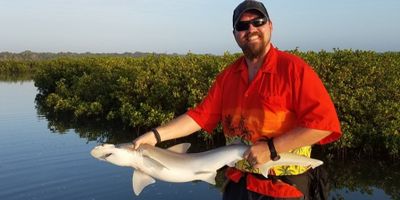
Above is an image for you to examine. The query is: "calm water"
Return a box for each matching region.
[0,81,398,200]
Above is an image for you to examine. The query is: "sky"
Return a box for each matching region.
[0,0,399,54]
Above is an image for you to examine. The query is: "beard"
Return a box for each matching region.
[239,32,269,60]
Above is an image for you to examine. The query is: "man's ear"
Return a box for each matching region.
[233,30,240,45]
[269,20,273,31]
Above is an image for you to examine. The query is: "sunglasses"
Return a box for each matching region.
[235,17,268,32]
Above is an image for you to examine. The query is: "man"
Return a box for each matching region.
[133,0,341,199]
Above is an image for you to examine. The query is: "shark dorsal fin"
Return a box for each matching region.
[167,143,191,153]
[132,170,156,195]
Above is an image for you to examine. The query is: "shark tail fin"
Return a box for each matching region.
[311,159,324,168]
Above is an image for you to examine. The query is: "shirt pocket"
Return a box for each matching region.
[259,95,286,110]
[257,73,286,109]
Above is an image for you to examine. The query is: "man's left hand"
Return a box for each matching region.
[243,141,271,169]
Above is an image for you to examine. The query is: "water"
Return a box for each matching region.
[0,81,398,200]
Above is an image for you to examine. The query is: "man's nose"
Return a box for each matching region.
[247,23,257,32]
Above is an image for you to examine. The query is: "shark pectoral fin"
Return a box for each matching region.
[167,143,191,153]
[258,165,271,179]
[132,170,156,196]
[195,171,217,185]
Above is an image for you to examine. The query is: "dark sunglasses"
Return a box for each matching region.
[235,17,268,32]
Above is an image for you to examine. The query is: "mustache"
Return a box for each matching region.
[245,32,263,40]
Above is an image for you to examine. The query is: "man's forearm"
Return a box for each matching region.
[274,127,332,153]
[155,114,202,142]
[132,114,201,149]
[242,127,333,167]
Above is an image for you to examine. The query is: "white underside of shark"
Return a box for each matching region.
[90,143,323,195]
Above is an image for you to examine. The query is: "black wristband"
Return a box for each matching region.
[151,128,161,144]
[267,138,280,161]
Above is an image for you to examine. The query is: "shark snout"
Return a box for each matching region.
[90,144,116,160]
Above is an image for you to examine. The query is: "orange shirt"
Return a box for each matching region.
[187,45,341,145]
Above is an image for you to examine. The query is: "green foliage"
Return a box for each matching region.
[291,50,400,157]
[34,54,239,131]
[0,59,38,78]
[5,49,397,158]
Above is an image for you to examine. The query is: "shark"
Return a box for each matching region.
[90,143,323,195]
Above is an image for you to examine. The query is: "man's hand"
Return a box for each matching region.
[132,131,157,150]
[243,141,271,169]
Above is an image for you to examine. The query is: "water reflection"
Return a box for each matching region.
[1,80,396,199]
[328,159,399,200]
[33,95,400,200]
[0,74,32,82]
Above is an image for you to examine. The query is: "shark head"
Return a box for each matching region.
[90,144,115,160]
[90,144,140,167]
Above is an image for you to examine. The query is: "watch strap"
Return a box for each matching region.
[151,128,162,144]
[267,138,280,161]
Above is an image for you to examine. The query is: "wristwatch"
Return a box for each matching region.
[267,138,280,161]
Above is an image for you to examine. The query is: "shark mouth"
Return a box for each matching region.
[100,153,112,160]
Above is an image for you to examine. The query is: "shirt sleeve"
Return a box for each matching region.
[186,72,225,133]
[294,63,342,144]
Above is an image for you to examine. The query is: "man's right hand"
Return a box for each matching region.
[132,131,158,150]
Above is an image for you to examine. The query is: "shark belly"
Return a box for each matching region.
[138,155,216,183]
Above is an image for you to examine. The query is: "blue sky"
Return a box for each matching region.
[0,0,399,54]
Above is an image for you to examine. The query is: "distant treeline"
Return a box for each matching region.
[1,49,400,159]
[0,50,176,61]
[0,50,179,79]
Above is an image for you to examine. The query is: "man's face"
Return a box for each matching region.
[233,11,272,59]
